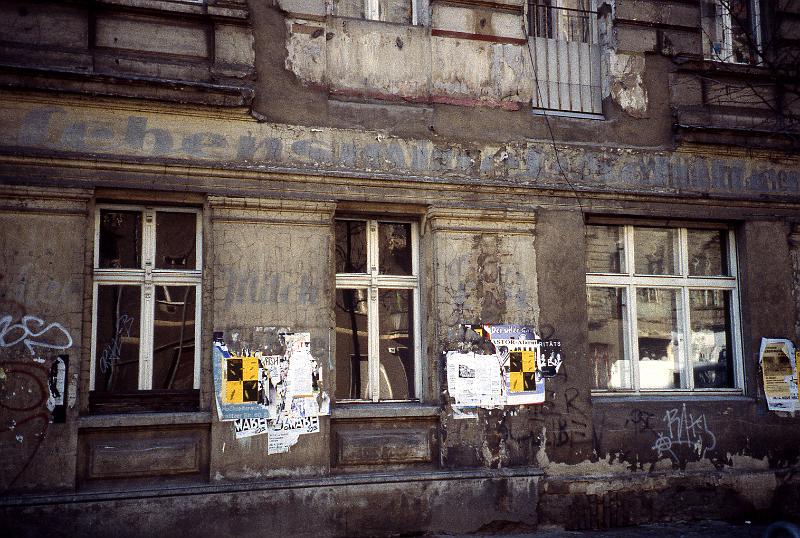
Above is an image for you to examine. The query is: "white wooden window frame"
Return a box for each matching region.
[335,218,422,402]
[587,225,745,395]
[89,205,202,391]
[713,0,762,64]
[363,0,424,25]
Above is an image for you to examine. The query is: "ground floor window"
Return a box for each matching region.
[333,217,421,402]
[586,221,743,393]
[90,206,202,396]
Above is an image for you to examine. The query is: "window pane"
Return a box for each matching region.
[728,0,754,64]
[152,285,196,390]
[585,225,625,273]
[588,287,631,389]
[378,289,415,400]
[95,285,141,392]
[335,220,367,273]
[634,227,680,275]
[156,212,197,270]
[334,289,369,400]
[636,288,685,389]
[690,289,734,388]
[378,222,412,275]
[99,210,141,268]
[687,229,728,276]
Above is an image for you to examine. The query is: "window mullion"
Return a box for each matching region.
[368,220,380,402]
[628,283,640,393]
[679,229,693,390]
[625,226,640,392]
[139,284,154,390]
[193,285,202,390]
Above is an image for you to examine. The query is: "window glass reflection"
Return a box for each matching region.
[152,285,196,390]
[378,289,414,400]
[378,223,412,275]
[690,289,734,388]
[156,212,197,270]
[334,289,369,400]
[99,210,141,269]
[588,287,630,389]
[95,285,141,392]
[585,225,625,273]
[634,227,680,275]
[636,288,685,389]
[335,220,367,273]
[688,229,728,276]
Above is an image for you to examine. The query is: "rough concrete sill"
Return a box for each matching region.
[590,393,755,404]
[332,402,440,419]
[78,411,213,429]
[0,467,543,508]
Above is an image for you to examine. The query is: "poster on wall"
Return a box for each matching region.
[444,324,555,409]
[759,337,799,412]
[213,328,327,450]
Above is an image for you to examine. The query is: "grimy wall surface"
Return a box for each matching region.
[1,0,800,536]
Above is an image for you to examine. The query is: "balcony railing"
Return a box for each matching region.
[527,2,602,115]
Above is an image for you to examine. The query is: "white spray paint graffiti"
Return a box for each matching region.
[0,315,73,358]
[651,403,716,462]
[99,314,134,373]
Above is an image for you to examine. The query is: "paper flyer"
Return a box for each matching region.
[759,337,799,412]
[445,351,503,407]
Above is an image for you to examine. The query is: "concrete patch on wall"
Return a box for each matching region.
[608,52,648,118]
[285,20,327,88]
[790,224,800,343]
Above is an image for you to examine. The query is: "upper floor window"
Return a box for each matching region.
[333,0,416,24]
[334,218,421,402]
[586,222,744,394]
[527,0,603,116]
[90,206,202,399]
[702,0,762,64]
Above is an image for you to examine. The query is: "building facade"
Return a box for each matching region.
[1,0,800,535]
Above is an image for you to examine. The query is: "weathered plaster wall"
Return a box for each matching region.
[208,197,334,480]
[0,186,89,493]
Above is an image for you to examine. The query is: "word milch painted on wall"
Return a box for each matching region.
[445,324,563,411]
[212,329,328,454]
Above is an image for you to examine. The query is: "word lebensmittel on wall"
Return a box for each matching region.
[212,328,329,454]
[445,324,563,412]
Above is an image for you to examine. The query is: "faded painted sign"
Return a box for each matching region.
[2,98,800,200]
[760,338,799,412]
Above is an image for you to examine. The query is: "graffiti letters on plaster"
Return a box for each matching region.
[0,315,72,359]
[651,404,716,463]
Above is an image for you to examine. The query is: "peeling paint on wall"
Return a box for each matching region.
[608,53,648,117]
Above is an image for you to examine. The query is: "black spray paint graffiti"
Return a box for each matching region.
[0,362,51,487]
[0,314,72,357]
[651,404,717,462]
[99,314,134,373]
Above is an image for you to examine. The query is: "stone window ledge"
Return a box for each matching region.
[332,402,440,420]
[78,411,212,429]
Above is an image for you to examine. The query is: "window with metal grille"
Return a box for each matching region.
[527,0,603,115]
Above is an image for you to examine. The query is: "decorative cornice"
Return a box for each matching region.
[425,206,536,234]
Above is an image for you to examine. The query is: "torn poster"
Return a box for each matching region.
[444,324,548,408]
[234,417,271,439]
[213,329,326,451]
[46,354,68,423]
[268,410,321,454]
[480,324,545,405]
[760,338,799,412]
